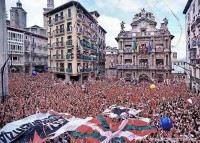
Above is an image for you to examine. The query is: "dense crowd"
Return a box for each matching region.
[0,73,200,142]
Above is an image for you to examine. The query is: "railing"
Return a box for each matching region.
[66,54,73,59]
[108,65,117,69]
[191,22,196,31]
[56,67,65,72]
[80,40,97,50]
[48,20,53,26]
[47,32,53,37]
[191,76,200,84]
[54,16,64,24]
[66,27,72,33]
[8,60,24,65]
[54,28,65,36]
[116,64,171,70]
[191,41,197,47]
[54,42,64,48]
[77,55,97,61]
[79,68,93,73]
[55,55,64,60]
[135,32,151,36]
[77,27,82,34]
[66,40,73,46]
[48,44,53,49]
[83,18,90,27]
[123,47,133,53]
[66,68,72,73]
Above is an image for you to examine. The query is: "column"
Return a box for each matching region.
[0,0,8,102]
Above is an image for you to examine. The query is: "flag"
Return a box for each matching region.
[68,115,157,143]
[148,41,152,53]
[133,40,137,52]
[0,110,91,143]
[103,105,143,119]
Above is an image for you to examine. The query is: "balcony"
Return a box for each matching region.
[66,40,73,47]
[116,64,171,70]
[31,43,36,48]
[66,68,72,73]
[47,32,53,37]
[196,17,200,27]
[77,27,82,35]
[54,16,64,25]
[155,48,164,53]
[48,44,53,49]
[47,20,53,26]
[123,47,134,53]
[83,32,91,39]
[9,60,24,65]
[191,22,196,32]
[55,56,64,61]
[109,65,117,69]
[66,15,72,20]
[83,18,90,28]
[66,54,73,60]
[54,28,65,36]
[135,32,151,37]
[76,14,82,22]
[54,42,64,48]
[24,40,30,47]
[79,68,93,73]
[80,40,97,51]
[37,44,42,49]
[66,28,72,34]
[77,55,97,61]
[56,67,65,73]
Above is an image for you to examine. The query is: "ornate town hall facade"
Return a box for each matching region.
[106,9,174,82]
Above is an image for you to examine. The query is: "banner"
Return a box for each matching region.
[0,110,92,143]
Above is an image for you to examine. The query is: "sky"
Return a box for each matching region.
[6,0,188,59]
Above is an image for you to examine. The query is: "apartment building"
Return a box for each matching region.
[183,0,200,93]
[44,1,106,82]
[107,9,174,82]
[7,1,48,73]
[90,11,107,79]
[7,26,48,73]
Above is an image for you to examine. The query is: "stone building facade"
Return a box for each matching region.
[107,9,174,82]
[183,0,200,93]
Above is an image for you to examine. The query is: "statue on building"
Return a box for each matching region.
[163,17,168,25]
[120,21,125,31]
[141,8,146,17]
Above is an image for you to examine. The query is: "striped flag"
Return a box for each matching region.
[68,115,157,142]
[133,40,137,52]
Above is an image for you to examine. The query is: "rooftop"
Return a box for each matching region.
[183,0,193,14]
[44,1,97,23]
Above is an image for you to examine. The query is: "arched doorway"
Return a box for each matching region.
[139,74,149,82]
[10,67,20,73]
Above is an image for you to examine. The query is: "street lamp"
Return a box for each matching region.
[1,51,12,103]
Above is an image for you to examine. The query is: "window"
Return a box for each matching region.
[198,0,200,6]
[13,57,17,60]
[50,51,52,60]
[193,4,195,13]
[68,8,71,18]
[55,14,58,22]
[61,50,63,59]
[60,12,63,18]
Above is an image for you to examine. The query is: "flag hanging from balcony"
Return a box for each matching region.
[147,41,152,53]
[133,40,137,52]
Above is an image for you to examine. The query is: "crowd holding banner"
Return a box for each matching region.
[0,73,200,142]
